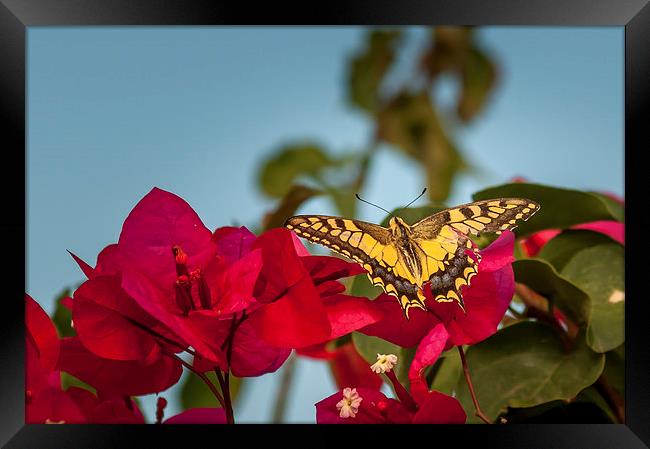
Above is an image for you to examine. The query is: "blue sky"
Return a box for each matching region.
[27,26,623,423]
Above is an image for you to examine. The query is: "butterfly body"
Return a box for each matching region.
[285,198,539,318]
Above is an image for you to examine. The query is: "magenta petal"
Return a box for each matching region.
[228,319,291,377]
[68,251,96,279]
[164,408,227,424]
[408,323,449,403]
[359,294,437,347]
[477,231,515,273]
[301,256,366,285]
[118,187,216,289]
[323,294,383,340]
[249,275,332,348]
[412,391,467,424]
[573,220,624,245]
[57,337,182,397]
[315,388,392,424]
[203,248,263,315]
[447,264,514,346]
[212,226,257,264]
[290,231,311,257]
[72,276,171,362]
[25,295,60,373]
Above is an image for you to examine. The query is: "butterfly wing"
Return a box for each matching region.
[412,198,540,238]
[410,198,540,309]
[285,215,426,314]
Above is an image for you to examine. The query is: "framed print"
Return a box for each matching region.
[2,0,648,447]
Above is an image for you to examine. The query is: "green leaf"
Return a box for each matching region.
[430,348,462,396]
[347,30,402,114]
[349,274,383,299]
[179,371,243,410]
[377,91,465,202]
[61,372,96,395]
[574,386,617,423]
[537,230,620,272]
[52,288,75,338]
[455,321,605,423]
[458,46,497,122]
[588,191,624,223]
[472,183,623,237]
[261,184,322,231]
[258,143,334,198]
[351,332,413,387]
[561,244,624,353]
[513,258,590,326]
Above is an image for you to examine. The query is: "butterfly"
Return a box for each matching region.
[285,198,539,318]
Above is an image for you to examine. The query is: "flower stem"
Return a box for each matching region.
[457,346,492,424]
[215,369,234,424]
[385,370,418,412]
[271,351,297,423]
[173,355,225,408]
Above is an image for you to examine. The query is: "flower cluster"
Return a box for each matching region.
[26,188,382,424]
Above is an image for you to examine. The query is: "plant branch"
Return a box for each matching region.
[596,373,625,424]
[457,345,492,424]
[271,352,297,423]
[173,355,225,408]
[215,369,235,424]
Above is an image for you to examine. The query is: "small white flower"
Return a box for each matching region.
[336,387,363,418]
[370,353,398,374]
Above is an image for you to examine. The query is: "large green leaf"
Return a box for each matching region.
[455,321,605,423]
[351,332,414,386]
[258,143,334,198]
[537,230,620,272]
[513,258,590,325]
[179,371,242,410]
[429,348,462,396]
[472,183,622,236]
[347,30,401,114]
[561,244,624,353]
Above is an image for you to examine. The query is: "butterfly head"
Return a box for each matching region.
[388,216,412,238]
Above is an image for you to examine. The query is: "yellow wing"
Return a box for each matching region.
[285,215,427,315]
[409,198,540,310]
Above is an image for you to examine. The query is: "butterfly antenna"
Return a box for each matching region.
[355,193,394,217]
[402,188,427,209]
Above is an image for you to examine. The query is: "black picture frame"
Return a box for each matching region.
[2,1,648,447]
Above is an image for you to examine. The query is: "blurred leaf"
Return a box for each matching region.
[61,372,96,395]
[513,258,590,326]
[604,344,624,397]
[377,91,465,202]
[348,30,402,114]
[561,244,624,353]
[351,332,414,387]
[588,192,624,222]
[179,371,242,410]
[328,187,358,218]
[262,184,322,230]
[52,288,75,338]
[258,143,334,198]
[458,47,497,121]
[420,27,497,121]
[455,321,605,423]
[429,348,462,396]
[349,274,383,299]
[537,230,620,272]
[472,183,623,237]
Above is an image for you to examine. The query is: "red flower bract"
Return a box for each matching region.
[69,187,382,379]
